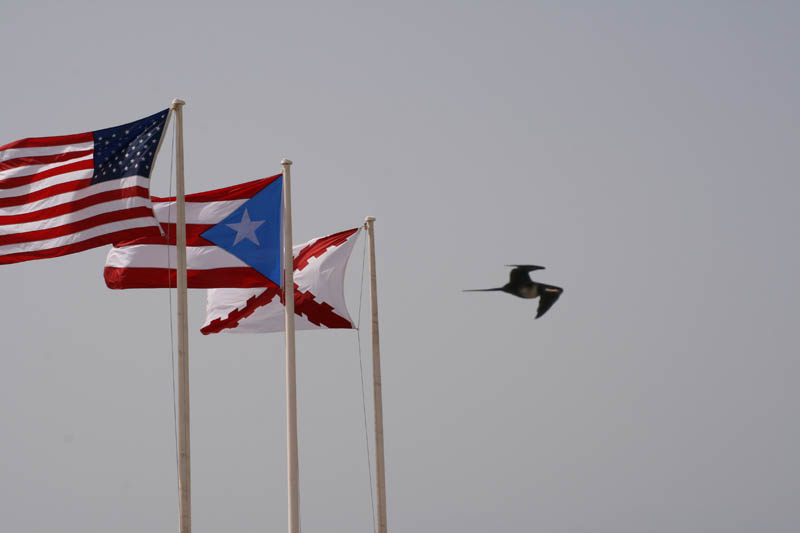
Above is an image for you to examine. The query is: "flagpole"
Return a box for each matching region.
[171,98,191,533]
[365,216,388,533]
[282,158,300,533]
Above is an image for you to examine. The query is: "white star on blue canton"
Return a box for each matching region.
[226,208,265,246]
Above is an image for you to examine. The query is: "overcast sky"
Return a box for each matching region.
[1,2,798,532]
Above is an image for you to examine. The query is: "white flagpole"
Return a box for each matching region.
[171,98,191,533]
[365,216,388,533]
[282,158,301,533]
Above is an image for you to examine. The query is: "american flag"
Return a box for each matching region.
[0,109,169,265]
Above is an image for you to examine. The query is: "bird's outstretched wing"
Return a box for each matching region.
[506,264,545,286]
[536,285,563,319]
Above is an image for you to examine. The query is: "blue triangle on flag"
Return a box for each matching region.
[201,176,283,286]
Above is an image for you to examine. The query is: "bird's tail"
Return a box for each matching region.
[463,288,504,292]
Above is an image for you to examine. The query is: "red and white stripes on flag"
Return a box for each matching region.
[201,227,361,334]
[0,110,169,265]
[104,176,282,289]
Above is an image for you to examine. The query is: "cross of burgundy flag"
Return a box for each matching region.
[201,227,361,334]
[0,109,169,265]
[104,175,283,289]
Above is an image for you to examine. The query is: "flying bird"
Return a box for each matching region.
[464,265,564,318]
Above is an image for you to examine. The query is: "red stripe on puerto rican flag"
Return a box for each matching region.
[120,224,214,246]
[151,175,280,204]
[104,266,272,289]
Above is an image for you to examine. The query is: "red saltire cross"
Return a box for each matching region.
[200,228,358,334]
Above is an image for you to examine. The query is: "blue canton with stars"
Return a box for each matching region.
[201,176,283,286]
[91,109,169,184]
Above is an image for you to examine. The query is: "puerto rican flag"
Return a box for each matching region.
[201,227,361,334]
[104,175,283,289]
[0,110,169,265]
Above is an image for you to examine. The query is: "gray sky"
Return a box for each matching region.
[2,2,798,532]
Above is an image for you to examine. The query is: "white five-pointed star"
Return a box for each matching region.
[226,208,265,246]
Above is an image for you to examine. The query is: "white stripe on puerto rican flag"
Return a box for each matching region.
[103,175,282,289]
[106,244,250,270]
[150,199,249,225]
[201,227,361,334]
